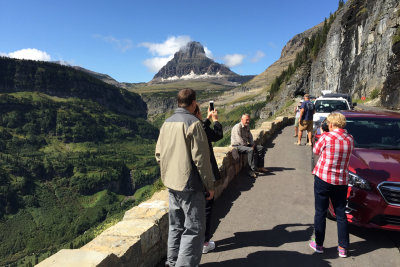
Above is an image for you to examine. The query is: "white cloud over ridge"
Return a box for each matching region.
[251,50,265,63]
[93,34,133,52]
[2,48,51,61]
[223,54,245,68]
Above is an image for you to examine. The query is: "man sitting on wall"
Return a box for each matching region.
[231,113,268,178]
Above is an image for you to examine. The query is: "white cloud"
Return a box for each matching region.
[93,34,133,52]
[143,56,173,73]
[139,35,192,57]
[140,35,196,73]
[223,54,245,67]
[250,50,265,63]
[3,48,51,61]
[204,47,213,59]
[56,59,73,66]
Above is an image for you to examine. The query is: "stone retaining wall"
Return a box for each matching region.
[37,116,294,267]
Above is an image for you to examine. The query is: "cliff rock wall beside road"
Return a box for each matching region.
[310,0,399,109]
[259,0,399,119]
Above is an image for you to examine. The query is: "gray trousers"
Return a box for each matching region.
[166,189,205,267]
[235,145,266,171]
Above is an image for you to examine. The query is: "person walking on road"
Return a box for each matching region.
[155,89,215,267]
[231,113,268,178]
[309,112,354,258]
[193,104,223,254]
[296,94,315,146]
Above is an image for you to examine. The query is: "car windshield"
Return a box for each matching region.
[315,100,349,113]
[346,118,400,149]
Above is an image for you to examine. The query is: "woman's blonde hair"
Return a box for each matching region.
[326,112,346,129]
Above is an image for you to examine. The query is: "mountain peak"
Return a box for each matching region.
[177,41,207,59]
[151,41,237,83]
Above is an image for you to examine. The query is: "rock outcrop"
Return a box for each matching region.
[309,0,399,108]
[258,0,400,118]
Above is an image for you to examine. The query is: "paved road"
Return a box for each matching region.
[200,126,400,267]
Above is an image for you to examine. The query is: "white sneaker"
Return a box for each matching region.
[202,241,216,254]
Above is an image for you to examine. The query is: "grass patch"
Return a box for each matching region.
[370,88,380,99]
[150,110,174,129]
[267,99,296,121]
[214,132,231,147]
[392,27,400,45]
[133,178,165,204]
[79,190,109,208]
[357,7,368,17]
[129,80,234,94]
[229,94,260,105]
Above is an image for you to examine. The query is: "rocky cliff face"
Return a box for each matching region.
[151,41,238,83]
[382,30,400,108]
[309,0,400,108]
[259,0,400,118]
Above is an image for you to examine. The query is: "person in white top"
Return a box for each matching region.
[294,100,303,137]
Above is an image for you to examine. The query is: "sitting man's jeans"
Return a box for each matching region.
[235,145,266,171]
[314,176,349,249]
[166,189,205,267]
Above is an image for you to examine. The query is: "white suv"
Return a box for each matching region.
[313,97,351,128]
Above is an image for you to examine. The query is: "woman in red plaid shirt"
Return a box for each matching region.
[309,113,354,258]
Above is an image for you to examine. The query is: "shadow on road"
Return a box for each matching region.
[214,223,313,252]
[305,224,400,260]
[202,250,331,267]
[209,130,296,240]
[346,225,400,257]
[264,129,281,149]
[262,166,296,173]
[209,169,256,239]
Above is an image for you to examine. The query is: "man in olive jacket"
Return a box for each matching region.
[155,89,215,267]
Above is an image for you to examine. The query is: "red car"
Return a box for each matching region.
[312,110,400,231]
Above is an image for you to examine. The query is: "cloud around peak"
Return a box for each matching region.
[143,56,173,73]
[139,35,214,73]
[139,35,192,57]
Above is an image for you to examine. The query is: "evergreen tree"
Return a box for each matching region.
[339,0,345,9]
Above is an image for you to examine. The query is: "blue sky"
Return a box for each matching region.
[1,0,343,83]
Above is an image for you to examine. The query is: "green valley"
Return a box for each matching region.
[0,58,161,266]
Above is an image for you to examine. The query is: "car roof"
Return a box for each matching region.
[315,97,349,102]
[340,110,400,119]
[322,93,351,98]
